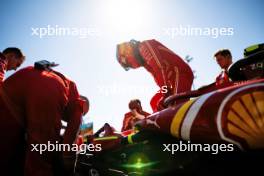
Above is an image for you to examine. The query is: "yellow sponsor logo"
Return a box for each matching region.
[227,91,264,148]
[170,99,195,138]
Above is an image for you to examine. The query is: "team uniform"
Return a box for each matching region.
[117,39,194,112]
[0,53,7,82]
[215,70,231,86]
[121,111,150,132]
[0,66,83,176]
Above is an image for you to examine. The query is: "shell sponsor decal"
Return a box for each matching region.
[217,83,264,150]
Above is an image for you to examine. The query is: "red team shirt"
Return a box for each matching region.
[0,53,7,82]
[215,70,231,86]
[0,66,83,176]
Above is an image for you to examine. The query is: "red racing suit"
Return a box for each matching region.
[0,66,83,176]
[139,40,194,112]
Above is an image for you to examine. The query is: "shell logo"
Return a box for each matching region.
[217,83,264,150]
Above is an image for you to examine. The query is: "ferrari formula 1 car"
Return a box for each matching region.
[75,43,264,176]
